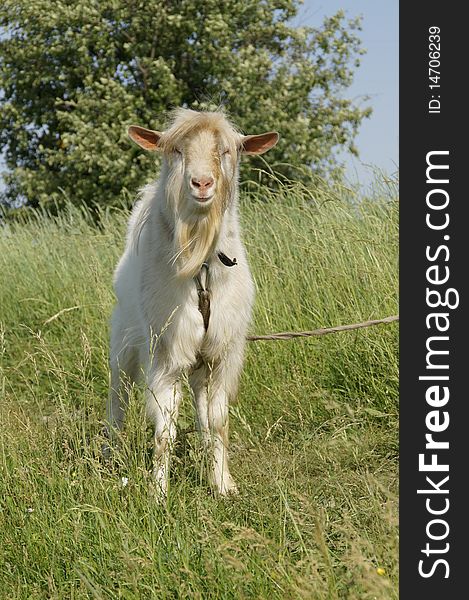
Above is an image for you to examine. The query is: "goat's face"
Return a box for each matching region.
[167,125,238,211]
[129,109,278,209]
[128,109,278,276]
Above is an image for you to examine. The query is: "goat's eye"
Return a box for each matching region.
[222,149,230,156]
[174,148,182,156]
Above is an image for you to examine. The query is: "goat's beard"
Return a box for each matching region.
[168,172,231,279]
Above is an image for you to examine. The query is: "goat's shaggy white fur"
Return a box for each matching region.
[106,108,278,496]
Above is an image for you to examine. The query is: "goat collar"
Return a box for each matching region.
[194,253,237,332]
[194,263,211,332]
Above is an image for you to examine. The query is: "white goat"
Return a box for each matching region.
[106,108,278,496]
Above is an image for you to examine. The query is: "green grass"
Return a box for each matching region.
[0,175,398,599]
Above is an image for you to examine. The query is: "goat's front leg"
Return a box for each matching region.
[190,365,238,495]
[146,367,182,497]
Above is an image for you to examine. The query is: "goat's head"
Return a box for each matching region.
[128,108,278,276]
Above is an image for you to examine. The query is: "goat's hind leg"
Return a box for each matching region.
[103,314,140,457]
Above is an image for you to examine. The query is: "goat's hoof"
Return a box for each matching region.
[150,483,167,504]
[151,466,168,502]
[222,483,239,497]
[215,476,239,497]
[101,443,112,461]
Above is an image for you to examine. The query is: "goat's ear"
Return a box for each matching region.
[241,132,279,155]
[128,125,163,151]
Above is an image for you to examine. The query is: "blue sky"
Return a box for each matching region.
[297,1,399,185]
[1,2,398,191]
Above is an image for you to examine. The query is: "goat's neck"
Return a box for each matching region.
[155,187,241,276]
[215,200,240,251]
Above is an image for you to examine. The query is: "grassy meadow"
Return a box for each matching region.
[0,175,398,599]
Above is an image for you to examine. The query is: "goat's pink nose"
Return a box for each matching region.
[191,176,214,191]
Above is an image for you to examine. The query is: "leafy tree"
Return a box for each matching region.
[0,0,370,209]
